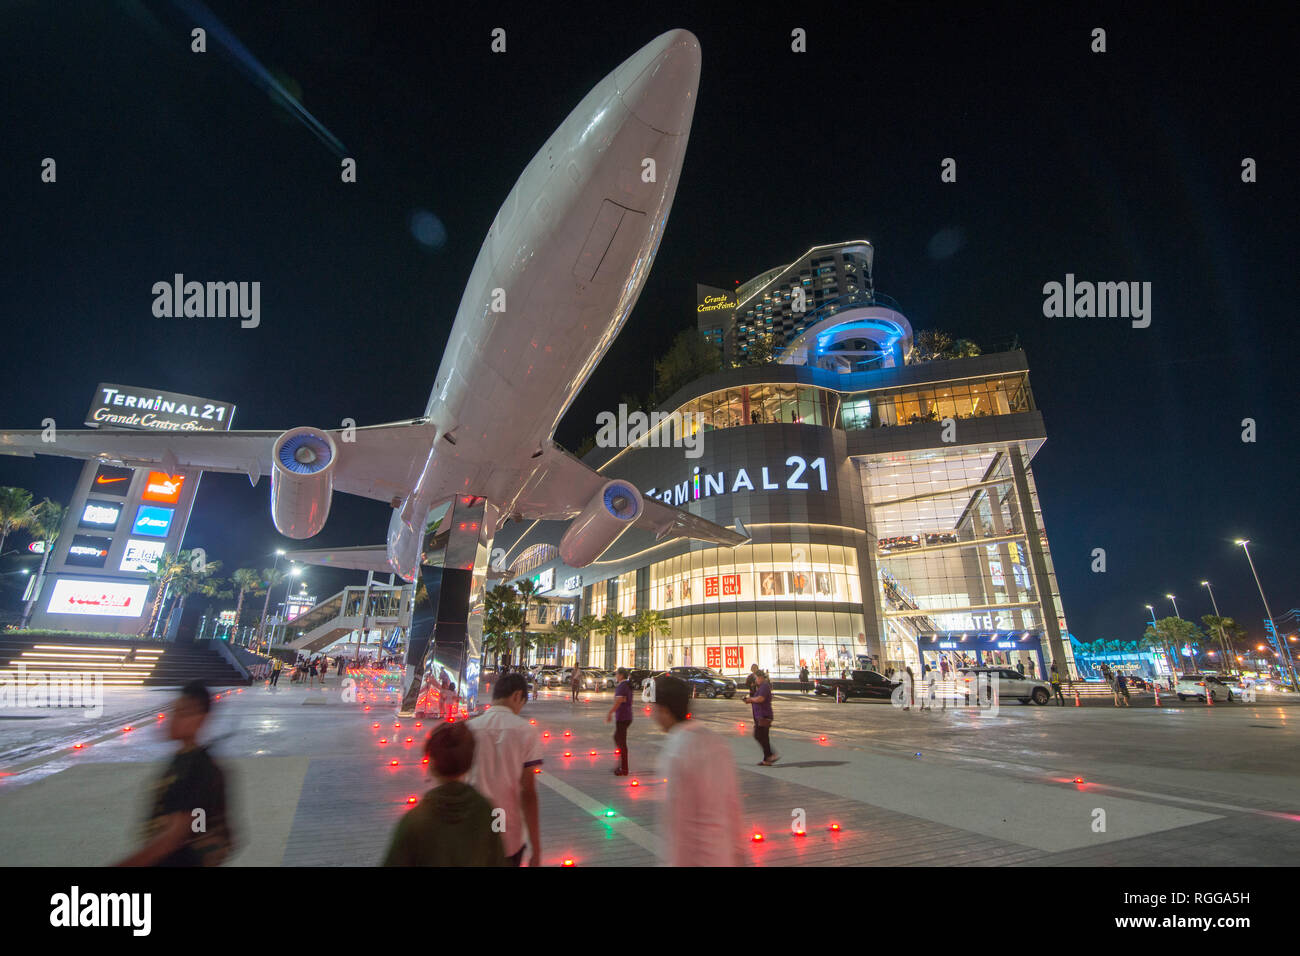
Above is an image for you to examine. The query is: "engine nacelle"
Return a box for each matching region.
[270,427,338,538]
[559,479,643,568]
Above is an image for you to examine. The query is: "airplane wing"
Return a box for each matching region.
[280,545,396,574]
[0,420,436,504]
[510,443,748,548]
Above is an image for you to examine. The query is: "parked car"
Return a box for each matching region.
[1176,674,1236,702]
[535,666,561,687]
[955,667,1052,705]
[668,666,737,698]
[627,669,659,690]
[813,669,899,701]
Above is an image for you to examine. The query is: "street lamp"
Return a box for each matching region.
[1201,581,1233,673]
[1146,604,1177,683]
[1235,540,1299,692]
[256,549,289,651]
[1165,594,1181,619]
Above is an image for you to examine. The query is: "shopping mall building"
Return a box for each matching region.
[494,241,1076,680]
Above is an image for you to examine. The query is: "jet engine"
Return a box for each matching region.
[270,427,338,538]
[559,479,643,567]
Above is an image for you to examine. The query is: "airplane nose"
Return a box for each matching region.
[615,29,701,135]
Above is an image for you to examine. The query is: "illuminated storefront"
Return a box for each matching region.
[496,347,1076,679]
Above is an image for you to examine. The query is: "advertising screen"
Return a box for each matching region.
[46,578,150,617]
[120,538,166,573]
[80,500,123,530]
[91,463,134,496]
[141,472,185,504]
[66,534,112,568]
[133,505,174,538]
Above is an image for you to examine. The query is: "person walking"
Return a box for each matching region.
[745,663,759,696]
[901,665,915,711]
[117,682,232,866]
[743,670,778,765]
[570,664,583,703]
[269,657,283,687]
[382,722,506,866]
[799,664,810,695]
[1049,663,1065,705]
[1016,659,1025,676]
[1114,672,1131,707]
[606,667,633,775]
[651,675,742,866]
[466,673,544,867]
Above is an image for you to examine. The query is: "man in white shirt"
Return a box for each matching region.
[651,675,743,866]
[467,672,544,866]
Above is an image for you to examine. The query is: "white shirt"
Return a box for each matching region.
[467,706,544,856]
[655,720,743,866]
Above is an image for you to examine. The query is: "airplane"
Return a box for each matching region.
[0,30,745,695]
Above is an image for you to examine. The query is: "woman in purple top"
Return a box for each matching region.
[742,670,779,765]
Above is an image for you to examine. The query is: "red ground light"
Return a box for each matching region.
[751,832,764,842]
[562,858,575,867]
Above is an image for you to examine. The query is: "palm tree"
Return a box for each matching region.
[575,613,599,667]
[549,618,579,666]
[599,610,630,667]
[255,566,288,648]
[18,499,66,628]
[141,551,187,638]
[485,584,524,668]
[0,486,36,557]
[230,568,265,629]
[162,551,224,639]
[514,578,538,665]
[632,608,672,670]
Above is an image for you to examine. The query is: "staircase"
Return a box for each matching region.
[0,634,248,688]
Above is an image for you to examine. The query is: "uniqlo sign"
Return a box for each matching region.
[721,574,741,596]
[704,576,719,597]
[706,646,722,668]
[724,646,744,669]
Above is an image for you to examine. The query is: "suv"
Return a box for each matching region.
[1176,674,1235,702]
[956,667,1052,705]
[668,666,737,698]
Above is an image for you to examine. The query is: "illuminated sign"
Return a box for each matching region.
[46,578,149,618]
[646,456,830,507]
[218,610,237,625]
[120,538,166,573]
[132,505,174,538]
[696,283,738,314]
[706,647,722,669]
[142,471,185,504]
[28,541,45,554]
[66,534,112,569]
[86,384,236,432]
[724,646,744,670]
[91,463,134,496]
[563,574,582,592]
[80,500,122,530]
[532,568,555,594]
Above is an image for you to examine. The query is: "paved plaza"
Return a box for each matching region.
[1,674,1297,866]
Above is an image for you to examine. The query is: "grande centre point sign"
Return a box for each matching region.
[85,384,236,432]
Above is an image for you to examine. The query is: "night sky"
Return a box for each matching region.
[1,2,1295,644]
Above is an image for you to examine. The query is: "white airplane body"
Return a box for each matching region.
[0,30,745,583]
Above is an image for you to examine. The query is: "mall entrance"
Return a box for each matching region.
[916,632,1046,679]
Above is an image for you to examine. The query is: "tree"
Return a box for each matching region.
[0,486,36,557]
[731,330,776,368]
[141,551,187,638]
[575,613,599,666]
[514,578,539,665]
[1201,614,1246,667]
[162,551,224,639]
[255,567,288,648]
[18,499,66,628]
[914,329,953,361]
[631,608,672,670]
[549,618,579,665]
[1144,617,1203,678]
[484,584,524,668]
[230,568,265,628]
[599,610,631,667]
[654,329,722,403]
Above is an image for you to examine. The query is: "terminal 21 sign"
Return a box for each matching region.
[85,383,236,432]
[645,455,831,507]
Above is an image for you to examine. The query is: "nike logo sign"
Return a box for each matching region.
[96,476,128,484]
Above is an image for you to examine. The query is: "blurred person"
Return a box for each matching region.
[606,667,633,775]
[1049,663,1065,705]
[382,722,506,866]
[799,664,810,694]
[269,657,283,687]
[467,673,544,866]
[1114,671,1130,707]
[117,681,233,867]
[570,664,583,702]
[651,675,742,866]
[742,670,778,765]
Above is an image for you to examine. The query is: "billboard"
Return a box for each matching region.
[46,578,150,617]
[120,538,166,573]
[696,284,739,315]
[85,384,236,432]
[65,535,112,568]
[79,500,123,530]
[91,463,134,496]
[132,505,175,538]
[141,472,185,504]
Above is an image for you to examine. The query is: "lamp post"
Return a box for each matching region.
[1147,604,1176,682]
[1165,594,1181,619]
[1235,540,1299,692]
[1201,581,1233,674]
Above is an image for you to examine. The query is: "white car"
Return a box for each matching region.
[1175,674,1236,702]
[955,667,1052,705]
